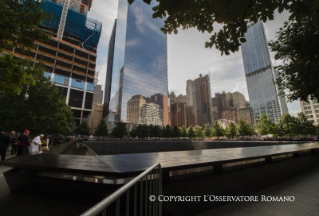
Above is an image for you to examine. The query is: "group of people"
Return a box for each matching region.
[0,130,44,161]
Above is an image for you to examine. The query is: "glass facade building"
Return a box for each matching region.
[241,21,288,124]
[104,0,169,129]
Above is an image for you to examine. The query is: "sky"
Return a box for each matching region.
[88,0,301,116]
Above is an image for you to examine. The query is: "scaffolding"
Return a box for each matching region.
[41,0,102,52]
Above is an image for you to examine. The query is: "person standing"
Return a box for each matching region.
[17,130,30,156]
[29,134,44,154]
[11,135,18,155]
[0,131,16,161]
[58,135,65,145]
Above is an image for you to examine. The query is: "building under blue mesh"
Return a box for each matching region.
[41,0,102,52]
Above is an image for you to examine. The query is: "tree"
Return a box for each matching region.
[0,73,75,134]
[224,122,237,140]
[151,125,162,138]
[139,124,150,138]
[297,112,316,138]
[94,120,108,137]
[194,126,203,138]
[179,127,187,138]
[212,121,224,139]
[172,125,181,138]
[111,123,128,138]
[74,121,90,136]
[277,114,298,138]
[0,0,50,95]
[187,127,195,139]
[255,114,275,135]
[204,124,212,138]
[162,125,172,138]
[130,127,138,138]
[273,123,285,138]
[268,1,319,102]
[237,119,254,138]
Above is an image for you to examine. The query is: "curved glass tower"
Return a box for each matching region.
[104,0,169,129]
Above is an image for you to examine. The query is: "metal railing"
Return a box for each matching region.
[81,163,162,216]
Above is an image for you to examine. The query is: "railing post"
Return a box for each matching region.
[80,163,161,216]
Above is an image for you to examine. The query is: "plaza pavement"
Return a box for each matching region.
[197,166,319,216]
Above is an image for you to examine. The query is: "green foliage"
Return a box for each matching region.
[204,124,212,138]
[212,121,224,139]
[94,120,108,137]
[194,126,203,138]
[0,73,75,134]
[162,124,172,138]
[256,114,275,135]
[297,112,317,137]
[272,123,285,138]
[0,56,43,95]
[130,124,162,138]
[74,121,90,136]
[224,122,237,140]
[237,119,254,138]
[139,124,150,138]
[129,127,138,138]
[151,125,162,137]
[172,125,181,138]
[268,1,319,101]
[277,114,299,138]
[0,0,51,95]
[187,126,195,138]
[179,126,187,137]
[111,123,128,138]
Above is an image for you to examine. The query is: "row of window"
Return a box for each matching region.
[44,72,94,91]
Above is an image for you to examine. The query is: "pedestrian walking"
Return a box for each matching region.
[0,131,17,161]
[29,134,44,154]
[17,130,31,156]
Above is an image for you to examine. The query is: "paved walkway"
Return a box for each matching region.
[197,167,319,216]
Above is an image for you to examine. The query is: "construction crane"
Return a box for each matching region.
[57,0,71,40]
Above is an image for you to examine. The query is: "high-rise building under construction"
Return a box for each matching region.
[2,0,102,124]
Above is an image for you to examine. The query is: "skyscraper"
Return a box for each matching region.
[104,0,168,129]
[169,92,195,128]
[241,21,288,124]
[186,74,213,126]
[300,97,319,124]
[212,91,238,123]
[2,0,102,124]
[186,80,197,123]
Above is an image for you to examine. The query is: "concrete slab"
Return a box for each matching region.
[197,167,319,216]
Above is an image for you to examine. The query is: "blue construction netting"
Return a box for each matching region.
[41,0,102,51]
[41,0,62,30]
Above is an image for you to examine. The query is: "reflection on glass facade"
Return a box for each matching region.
[44,71,52,79]
[241,21,287,124]
[87,83,94,92]
[104,0,169,128]
[54,74,69,86]
[71,79,85,89]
